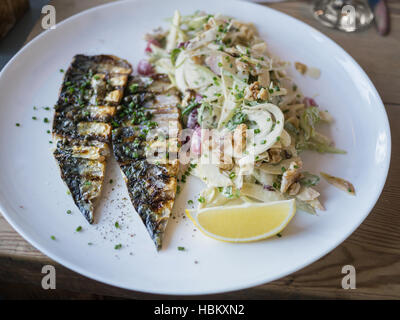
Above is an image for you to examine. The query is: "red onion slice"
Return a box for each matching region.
[145,39,161,53]
[137,59,154,76]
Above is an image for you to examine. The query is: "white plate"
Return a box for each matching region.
[0,0,390,295]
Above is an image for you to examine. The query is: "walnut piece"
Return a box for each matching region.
[181,89,195,107]
[257,87,269,100]
[280,160,302,193]
[191,55,204,65]
[295,62,308,75]
[288,182,301,196]
[267,148,282,164]
[244,81,260,101]
[233,123,247,157]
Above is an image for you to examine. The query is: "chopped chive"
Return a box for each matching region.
[109,179,113,184]
[15,123,20,127]
[60,69,64,73]
[177,246,185,251]
[43,117,49,123]
[50,235,56,240]
[76,226,82,232]
[276,233,282,238]
[47,130,51,134]
[32,116,37,120]
[129,83,139,93]
[66,210,71,214]
[229,172,236,179]
[188,200,193,205]
[114,244,122,250]
[198,196,205,203]
[115,221,120,229]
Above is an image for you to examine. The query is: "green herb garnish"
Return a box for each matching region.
[171,48,182,66]
[129,83,139,93]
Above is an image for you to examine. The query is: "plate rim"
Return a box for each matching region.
[0,0,391,295]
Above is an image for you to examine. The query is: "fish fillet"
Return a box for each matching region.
[111,74,181,249]
[52,55,132,223]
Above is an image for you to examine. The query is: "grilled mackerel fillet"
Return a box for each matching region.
[112,74,181,249]
[53,55,132,223]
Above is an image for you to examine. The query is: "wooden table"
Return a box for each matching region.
[1,0,399,299]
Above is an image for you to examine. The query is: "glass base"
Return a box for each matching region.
[313,0,374,32]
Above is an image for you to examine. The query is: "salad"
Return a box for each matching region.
[142,10,353,214]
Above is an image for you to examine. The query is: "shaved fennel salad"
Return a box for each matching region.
[140,10,353,214]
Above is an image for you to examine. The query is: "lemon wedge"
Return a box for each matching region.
[186,199,296,243]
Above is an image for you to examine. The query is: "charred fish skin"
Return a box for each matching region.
[121,160,176,249]
[54,139,109,222]
[53,54,131,223]
[112,74,181,249]
[53,55,131,142]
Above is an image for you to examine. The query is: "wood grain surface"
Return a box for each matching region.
[0,0,399,300]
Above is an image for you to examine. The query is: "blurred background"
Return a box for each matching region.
[0,0,394,72]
